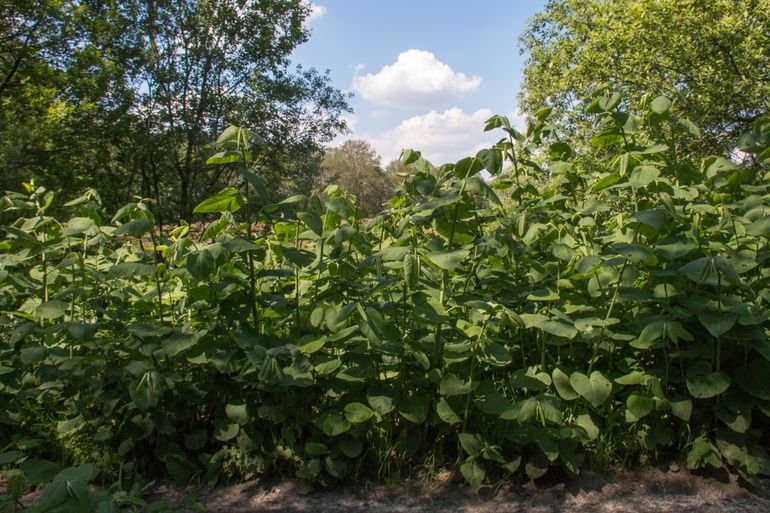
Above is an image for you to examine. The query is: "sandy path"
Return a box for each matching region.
[148,466,770,513]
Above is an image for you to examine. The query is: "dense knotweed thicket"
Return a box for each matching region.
[1,93,769,509]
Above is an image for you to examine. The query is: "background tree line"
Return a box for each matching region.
[518,0,769,172]
[0,0,350,224]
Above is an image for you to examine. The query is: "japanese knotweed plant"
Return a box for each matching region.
[0,94,769,495]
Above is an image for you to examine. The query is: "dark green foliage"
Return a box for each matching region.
[1,98,769,499]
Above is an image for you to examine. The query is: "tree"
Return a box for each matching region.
[319,140,397,216]
[0,0,350,222]
[519,0,770,163]
[135,0,349,218]
[0,1,141,204]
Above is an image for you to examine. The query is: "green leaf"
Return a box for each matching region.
[675,116,702,136]
[325,455,348,478]
[423,247,470,272]
[344,402,375,423]
[114,218,154,236]
[194,188,244,214]
[440,373,473,396]
[21,459,61,484]
[629,166,660,190]
[476,148,503,175]
[626,394,653,420]
[414,195,460,213]
[552,368,579,400]
[458,433,483,457]
[214,422,240,442]
[164,330,205,357]
[366,390,396,416]
[320,412,351,436]
[64,217,97,236]
[746,217,770,237]
[297,335,327,354]
[338,437,364,458]
[686,361,730,399]
[538,319,577,339]
[570,371,612,408]
[698,312,737,338]
[592,173,621,191]
[460,461,485,487]
[398,391,429,424]
[0,451,24,465]
[298,211,323,236]
[454,157,483,179]
[206,150,245,165]
[436,398,462,425]
[650,95,672,114]
[576,413,600,440]
[36,300,67,319]
[669,398,693,421]
[304,442,328,457]
[186,250,216,280]
[226,403,249,425]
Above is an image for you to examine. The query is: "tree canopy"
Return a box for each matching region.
[318,140,397,216]
[0,0,350,221]
[519,0,770,163]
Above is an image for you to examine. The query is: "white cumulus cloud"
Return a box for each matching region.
[304,3,326,26]
[352,50,482,108]
[370,107,497,165]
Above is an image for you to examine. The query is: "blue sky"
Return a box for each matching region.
[291,1,547,165]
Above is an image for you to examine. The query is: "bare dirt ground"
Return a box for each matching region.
[148,465,770,513]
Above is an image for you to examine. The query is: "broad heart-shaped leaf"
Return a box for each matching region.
[569,371,612,408]
[746,216,770,237]
[440,373,473,396]
[304,442,328,457]
[669,397,693,422]
[163,330,205,357]
[698,312,738,338]
[36,300,67,319]
[576,413,600,440]
[436,397,462,425]
[650,95,672,115]
[225,403,248,425]
[423,247,470,272]
[194,187,243,214]
[398,390,429,424]
[21,459,62,484]
[629,165,660,190]
[458,433,483,457]
[626,394,653,420]
[297,211,323,236]
[114,217,154,236]
[186,250,216,280]
[325,455,348,478]
[344,402,375,423]
[367,389,396,415]
[454,156,484,179]
[476,148,502,175]
[64,216,97,236]
[686,361,730,399]
[538,319,577,339]
[552,368,579,400]
[319,412,351,436]
[460,461,485,487]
